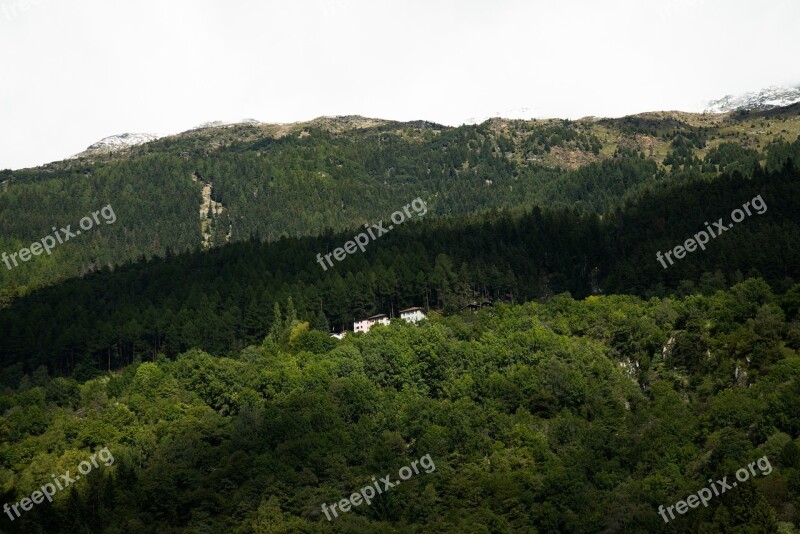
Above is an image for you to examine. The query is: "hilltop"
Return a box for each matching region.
[1,104,799,301]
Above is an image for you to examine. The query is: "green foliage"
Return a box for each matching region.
[2,116,793,300]
[0,286,798,532]
[1,114,799,532]
[3,161,800,374]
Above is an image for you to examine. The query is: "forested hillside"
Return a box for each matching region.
[1,157,800,376]
[4,0,799,531]
[1,283,799,532]
[2,109,799,301]
[2,107,800,534]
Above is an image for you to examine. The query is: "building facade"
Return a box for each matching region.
[399,307,426,324]
[353,314,390,333]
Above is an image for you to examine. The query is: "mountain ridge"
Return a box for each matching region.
[705,85,800,113]
[2,97,799,300]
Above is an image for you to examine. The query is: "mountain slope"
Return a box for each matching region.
[1,284,796,532]
[2,109,800,301]
[2,159,799,371]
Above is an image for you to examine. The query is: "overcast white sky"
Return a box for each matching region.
[0,0,798,170]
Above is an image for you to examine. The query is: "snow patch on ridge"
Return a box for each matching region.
[464,107,542,125]
[86,133,161,151]
[190,119,261,130]
[705,85,800,114]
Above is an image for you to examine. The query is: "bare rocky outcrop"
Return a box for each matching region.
[193,173,230,249]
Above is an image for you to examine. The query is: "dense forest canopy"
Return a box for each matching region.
[2,107,800,533]
[1,157,799,377]
[2,282,799,532]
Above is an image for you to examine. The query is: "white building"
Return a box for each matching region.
[353,314,390,333]
[400,307,426,324]
[329,332,347,340]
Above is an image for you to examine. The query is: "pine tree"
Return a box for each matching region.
[265,303,282,345]
[314,309,329,332]
[285,297,297,328]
